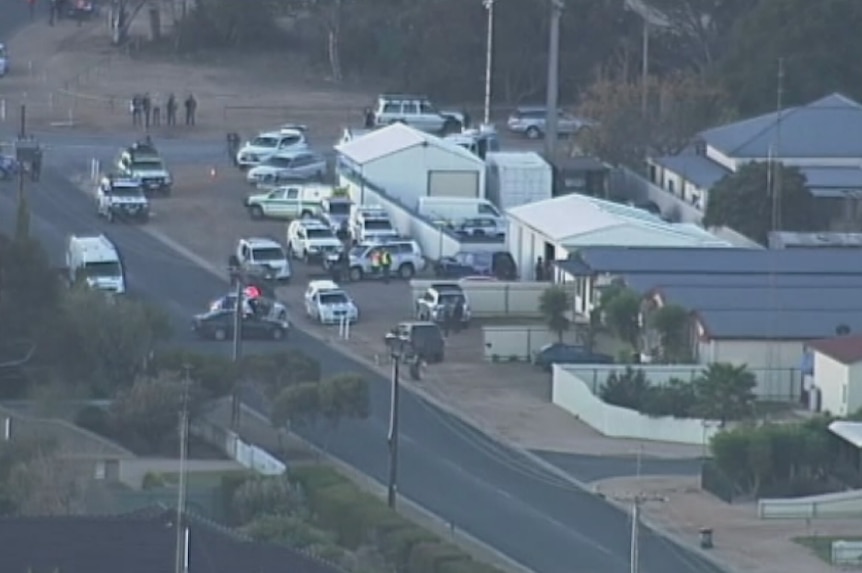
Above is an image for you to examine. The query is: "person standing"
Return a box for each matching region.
[440,302,452,338]
[151,93,161,127]
[131,94,142,127]
[380,249,392,284]
[184,93,197,126]
[535,256,544,281]
[142,93,152,129]
[370,250,381,278]
[166,93,177,126]
[452,298,464,334]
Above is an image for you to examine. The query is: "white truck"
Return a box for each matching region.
[66,234,126,294]
[485,151,553,211]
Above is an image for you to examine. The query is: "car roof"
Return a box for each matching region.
[300,219,329,228]
[258,128,304,138]
[400,320,438,327]
[242,237,283,249]
[271,149,315,159]
[308,279,340,291]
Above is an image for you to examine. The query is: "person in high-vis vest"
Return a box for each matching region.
[370,250,381,277]
[380,249,392,283]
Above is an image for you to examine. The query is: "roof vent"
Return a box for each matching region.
[837,324,851,336]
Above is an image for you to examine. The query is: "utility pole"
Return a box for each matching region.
[482,0,496,126]
[174,367,191,573]
[641,20,649,116]
[387,349,401,508]
[15,105,29,241]
[630,497,640,573]
[230,276,244,429]
[771,57,785,233]
[543,0,563,158]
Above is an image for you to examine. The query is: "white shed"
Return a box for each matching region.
[506,193,730,280]
[806,335,862,416]
[335,123,485,207]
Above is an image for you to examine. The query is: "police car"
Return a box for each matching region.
[96,174,150,222]
[194,286,290,341]
[0,43,8,77]
[304,280,359,325]
[235,127,309,169]
[117,140,172,195]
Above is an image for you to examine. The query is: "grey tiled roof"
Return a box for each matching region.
[802,166,862,198]
[574,246,862,275]
[654,285,862,312]
[700,93,862,158]
[623,272,862,294]
[696,309,862,340]
[650,154,731,189]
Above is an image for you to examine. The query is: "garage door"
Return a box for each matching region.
[427,170,480,198]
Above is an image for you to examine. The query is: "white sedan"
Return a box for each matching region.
[246,150,327,185]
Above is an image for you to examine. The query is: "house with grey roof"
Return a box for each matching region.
[647,93,862,225]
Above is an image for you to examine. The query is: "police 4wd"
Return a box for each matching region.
[96,175,150,222]
[117,140,172,195]
[372,94,465,134]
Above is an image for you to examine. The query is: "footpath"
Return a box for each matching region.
[3,17,857,573]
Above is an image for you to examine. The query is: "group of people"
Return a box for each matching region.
[130,93,197,129]
[534,256,554,281]
[369,249,394,283]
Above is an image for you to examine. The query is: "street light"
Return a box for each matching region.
[482,0,496,126]
[383,330,415,508]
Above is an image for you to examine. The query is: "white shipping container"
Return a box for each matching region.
[485,152,553,211]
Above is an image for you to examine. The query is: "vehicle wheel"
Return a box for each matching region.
[302,249,310,263]
[213,327,228,341]
[349,266,363,281]
[526,126,542,139]
[249,205,264,219]
[398,263,415,279]
[300,210,313,219]
[271,327,286,341]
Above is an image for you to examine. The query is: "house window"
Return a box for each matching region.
[667,179,675,194]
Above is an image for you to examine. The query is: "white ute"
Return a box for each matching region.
[236,237,292,282]
[235,127,308,169]
[304,280,359,324]
[66,234,126,293]
[287,219,344,262]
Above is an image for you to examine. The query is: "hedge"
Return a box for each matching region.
[290,465,508,573]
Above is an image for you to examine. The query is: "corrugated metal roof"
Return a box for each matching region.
[650,153,730,189]
[696,308,862,340]
[769,232,862,249]
[507,194,729,247]
[808,334,862,365]
[335,123,481,165]
[654,285,862,311]
[486,151,549,169]
[700,93,862,159]
[829,421,862,448]
[620,272,862,293]
[575,246,862,275]
[803,166,862,198]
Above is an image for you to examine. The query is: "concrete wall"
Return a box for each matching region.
[696,338,804,395]
[482,326,578,362]
[409,280,548,318]
[339,170,503,260]
[758,489,862,519]
[562,364,800,402]
[551,365,721,445]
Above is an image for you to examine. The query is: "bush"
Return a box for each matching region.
[379,525,436,570]
[241,514,335,549]
[231,475,301,524]
[221,471,254,524]
[407,542,464,573]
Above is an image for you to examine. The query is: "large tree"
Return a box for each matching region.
[703,162,817,245]
[718,0,862,115]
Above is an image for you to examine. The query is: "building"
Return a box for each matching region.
[506,194,731,280]
[648,93,862,225]
[805,335,862,416]
[0,508,339,573]
[769,232,862,249]
[335,122,486,206]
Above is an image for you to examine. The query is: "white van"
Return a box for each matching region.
[66,234,126,293]
[416,197,502,221]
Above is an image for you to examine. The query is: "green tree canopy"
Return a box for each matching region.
[648,304,693,363]
[693,363,756,424]
[538,286,572,342]
[703,162,817,245]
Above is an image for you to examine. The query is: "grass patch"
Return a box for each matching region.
[146,469,251,489]
[793,536,862,563]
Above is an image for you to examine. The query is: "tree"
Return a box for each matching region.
[47,289,172,396]
[232,475,301,523]
[718,0,862,115]
[600,367,650,410]
[271,374,370,430]
[649,304,692,363]
[272,383,320,428]
[241,350,321,400]
[577,71,732,167]
[109,372,201,454]
[602,287,642,350]
[538,286,572,342]
[0,235,61,342]
[703,162,817,245]
[693,363,756,424]
[153,349,237,397]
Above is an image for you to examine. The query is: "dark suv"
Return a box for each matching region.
[396,321,445,363]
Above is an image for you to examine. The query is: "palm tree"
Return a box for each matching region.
[693,363,757,425]
[539,286,572,342]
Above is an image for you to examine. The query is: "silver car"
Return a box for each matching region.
[246,150,327,184]
[506,106,587,139]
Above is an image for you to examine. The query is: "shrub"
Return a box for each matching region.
[407,542,464,573]
[379,525,436,570]
[231,475,301,523]
[220,471,254,524]
[437,559,480,573]
[241,514,335,549]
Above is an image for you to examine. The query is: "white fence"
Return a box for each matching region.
[339,171,503,260]
[562,364,800,402]
[226,431,285,476]
[483,326,578,361]
[758,490,862,520]
[409,280,547,318]
[551,364,721,444]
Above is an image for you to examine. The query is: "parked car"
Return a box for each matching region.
[394,321,445,363]
[304,280,359,324]
[287,219,343,262]
[245,150,327,184]
[371,94,465,134]
[348,240,425,281]
[235,237,291,282]
[415,283,471,326]
[454,216,506,238]
[192,293,290,341]
[533,343,613,372]
[506,106,588,139]
[434,250,517,280]
[235,127,309,169]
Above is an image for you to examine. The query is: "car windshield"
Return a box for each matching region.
[350,246,369,257]
[251,136,278,148]
[266,157,293,167]
[365,220,393,231]
[83,261,122,278]
[320,292,349,305]
[251,247,285,261]
[307,228,334,239]
[112,186,143,197]
[327,202,351,216]
[131,158,163,170]
[439,293,465,305]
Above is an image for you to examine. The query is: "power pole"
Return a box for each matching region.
[174,367,191,573]
[482,0,496,126]
[543,0,563,158]
[630,497,640,573]
[15,105,29,241]
[771,57,785,232]
[387,350,401,508]
[230,276,244,429]
[641,20,649,116]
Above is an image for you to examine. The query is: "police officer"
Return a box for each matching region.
[166,94,177,126]
[380,249,392,283]
[30,146,42,182]
[370,250,381,278]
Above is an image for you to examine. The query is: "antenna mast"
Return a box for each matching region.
[771,57,785,232]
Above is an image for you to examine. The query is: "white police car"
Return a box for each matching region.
[304,280,359,324]
[0,43,8,77]
[235,127,309,169]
